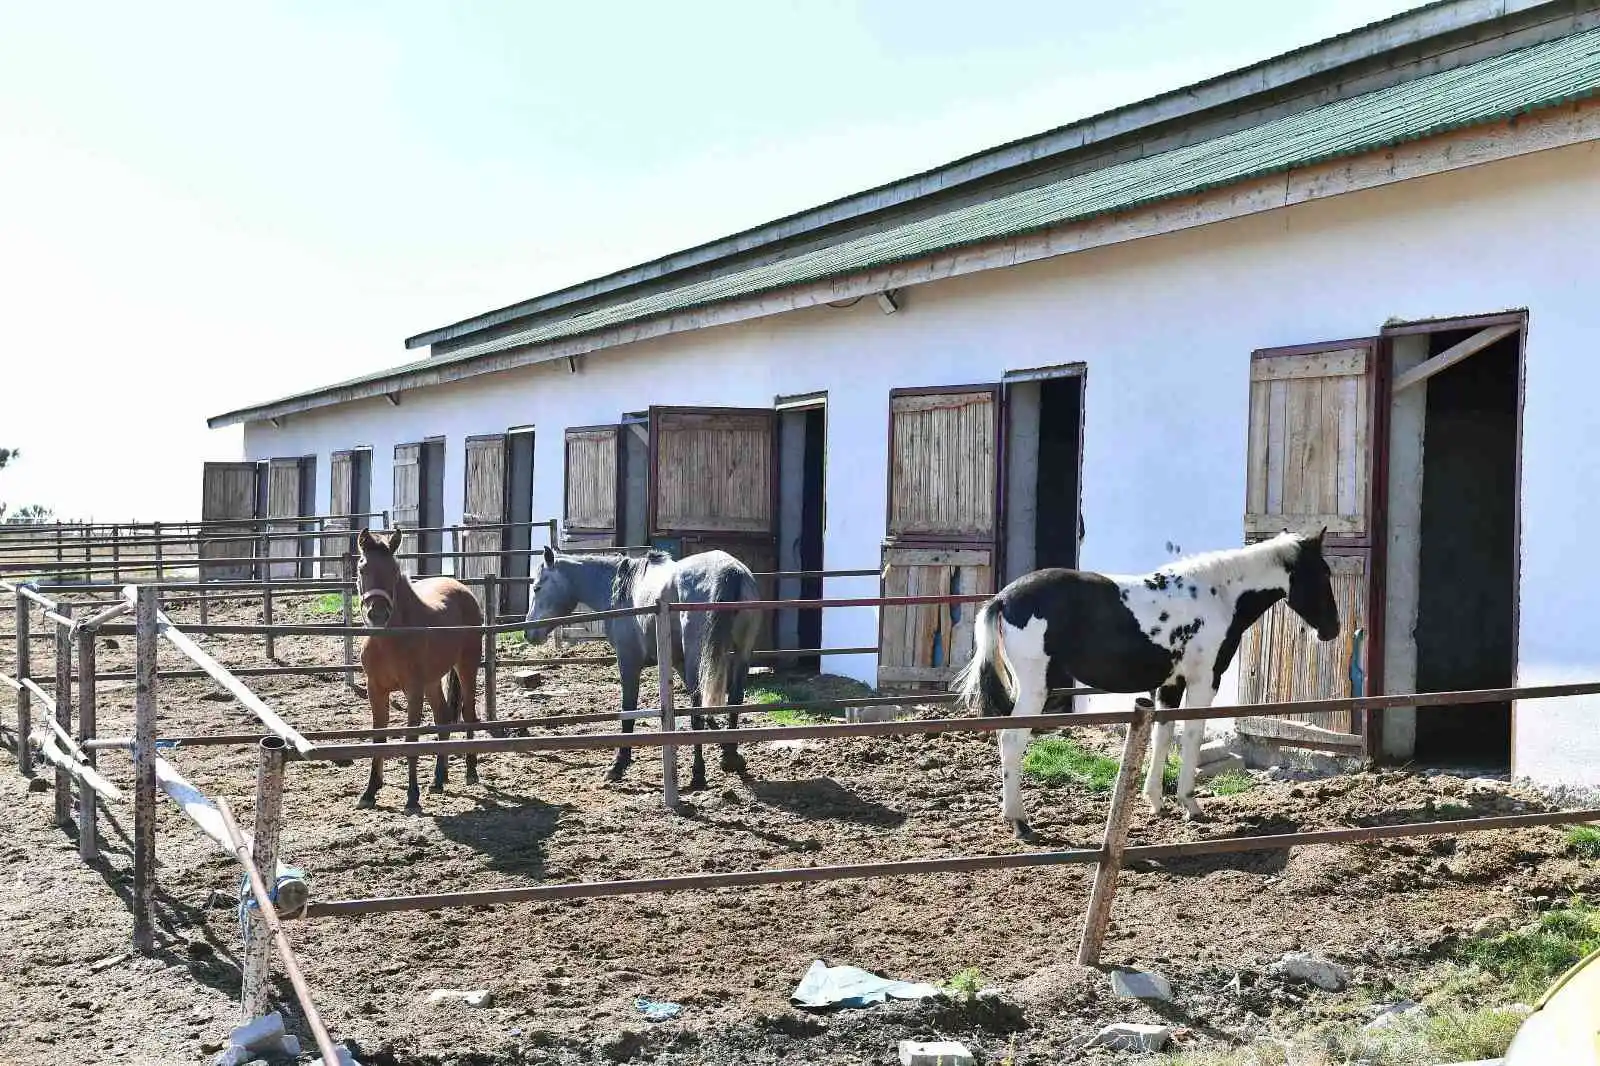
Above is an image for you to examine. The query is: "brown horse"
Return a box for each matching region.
[354,528,484,813]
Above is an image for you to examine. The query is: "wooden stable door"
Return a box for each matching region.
[460,435,509,583]
[563,425,622,549]
[878,386,1001,692]
[265,458,310,581]
[324,450,355,570]
[200,461,261,582]
[648,406,778,647]
[1236,339,1379,752]
[392,442,422,570]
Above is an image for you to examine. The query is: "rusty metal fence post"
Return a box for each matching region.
[132,586,158,954]
[1077,696,1155,966]
[15,591,30,775]
[241,735,287,1020]
[77,624,98,861]
[342,554,356,688]
[483,574,498,730]
[657,597,676,810]
[53,603,73,826]
[262,586,275,661]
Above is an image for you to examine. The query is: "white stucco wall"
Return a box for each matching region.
[241,140,1600,787]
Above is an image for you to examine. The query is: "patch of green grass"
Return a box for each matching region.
[1023,736,1120,790]
[1162,1003,1525,1066]
[497,630,526,648]
[311,592,351,616]
[1207,769,1256,796]
[1459,900,1600,1001]
[747,681,829,725]
[1021,735,1181,792]
[1566,824,1600,859]
[944,967,984,1001]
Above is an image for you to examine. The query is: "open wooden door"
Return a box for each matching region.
[460,435,509,588]
[392,442,422,573]
[1235,339,1381,753]
[563,425,622,550]
[264,457,310,581]
[200,461,261,582]
[877,386,1001,692]
[648,406,778,648]
[325,450,354,573]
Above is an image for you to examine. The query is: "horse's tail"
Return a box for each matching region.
[951,597,1016,717]
[442,665,462,723]
[698,566,756,708]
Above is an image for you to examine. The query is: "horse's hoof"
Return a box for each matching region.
[1012,819,1036,842]
[687,777,708,793]
[1180,799,1205,822]
[602,766,627,783]
[356,794,377,810]
[465,771,480,786]
[429,782,446,794]
[719,752,747,773]
[333,758,354,768]
[405,803,423,816]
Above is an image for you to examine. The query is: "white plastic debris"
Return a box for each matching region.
[212,1012,299,1066]
[308,1050,362,1066]
[1272,951,1350,991]
[1110,967,1174,1002]
[426,988,494,1007]
[1089,1023,1175,1052]
[898,1039,976,1066]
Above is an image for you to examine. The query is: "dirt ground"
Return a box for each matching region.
[2,592,1597,1066]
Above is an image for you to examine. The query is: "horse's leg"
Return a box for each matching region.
[358,683,389,808]
[1142,681,1186,813]
[425,679,451,793]
[687,681,708,792]
[606,664,639,783]
[403,682,425,813]
[1000,633,1049,841]
[459,659,483,786]
[1174,683,1216,821]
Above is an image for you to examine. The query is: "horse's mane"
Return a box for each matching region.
[608,549,673,604]
[1160,534,1300,584]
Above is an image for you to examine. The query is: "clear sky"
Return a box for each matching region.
[0,0,1423,521]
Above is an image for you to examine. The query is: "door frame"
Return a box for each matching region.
[999,362,1087,580]
[1372,308,1527,764]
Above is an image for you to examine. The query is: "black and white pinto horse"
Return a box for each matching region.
[954,530,1340,838]
[522,546,763,790]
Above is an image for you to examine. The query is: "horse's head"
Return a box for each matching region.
[523,545,578,645]
[356,528,405,628]
[1284,527,1340,642]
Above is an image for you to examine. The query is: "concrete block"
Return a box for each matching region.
[1109,967,1173,1002]
[847,704,906,724]
[1089,1023,1174,1052]
[1196,754,1247,781]
[898,1040,974,1066]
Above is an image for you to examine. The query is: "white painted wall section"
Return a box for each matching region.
[242,142,1600,785]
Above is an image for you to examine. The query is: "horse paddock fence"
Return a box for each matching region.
[6,576,1600,1053]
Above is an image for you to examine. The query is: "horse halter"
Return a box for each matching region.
[360,586,395,619]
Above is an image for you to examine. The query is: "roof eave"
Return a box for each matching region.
[402,0,1561,351]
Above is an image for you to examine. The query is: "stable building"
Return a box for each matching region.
[208,0,1600,787]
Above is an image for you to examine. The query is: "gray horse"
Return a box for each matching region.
[522,545,763,790]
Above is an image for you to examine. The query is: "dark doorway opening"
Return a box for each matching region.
[418,437,446,575]
[619,414,650,548]
[505,428,536,615]
[1412,328,1519,767]
[1003,368,1085,584]
[1035,375,1083,571]
[777,399,827,673]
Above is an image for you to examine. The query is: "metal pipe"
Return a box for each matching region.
[131,586,158,955]
[77,625,99,861]
[304,844,1103,918]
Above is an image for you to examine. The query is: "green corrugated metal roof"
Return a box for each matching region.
[219,23,1600,421]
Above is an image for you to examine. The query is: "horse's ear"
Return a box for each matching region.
[383,529,403,553]
[357,528,375,554]
[542,545,556,566]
